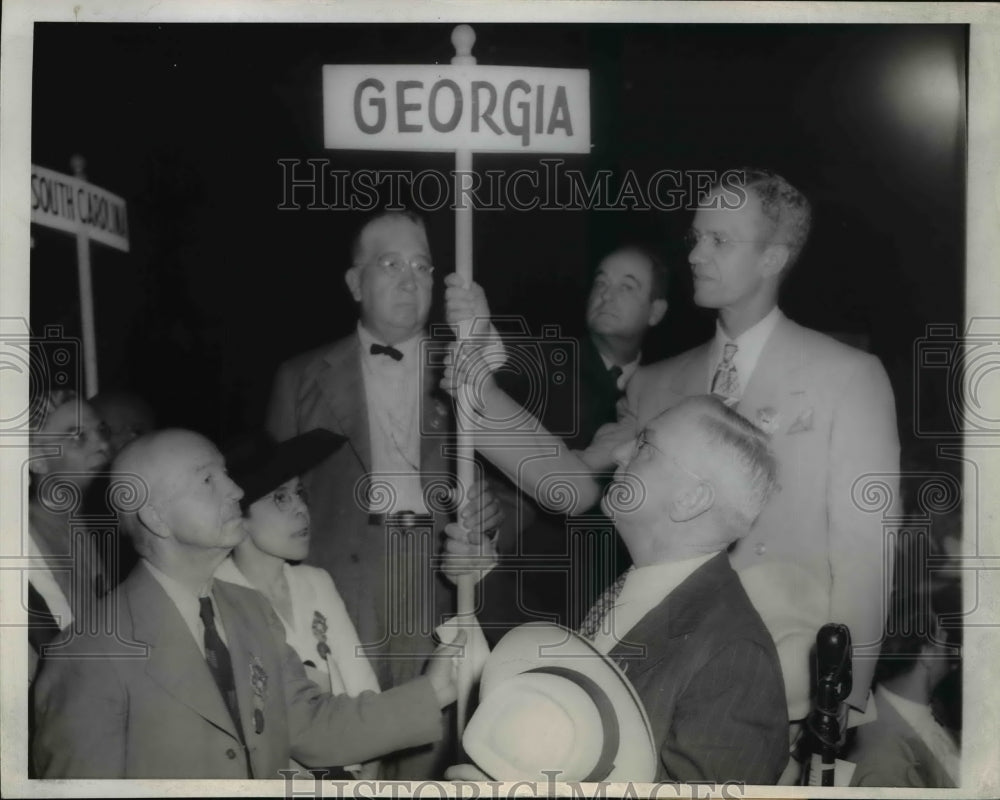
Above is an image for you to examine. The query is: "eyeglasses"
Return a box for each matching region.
[362,253,435,280]
[631,430,703,481]
[684,229,776,251]
[271,484,308,512]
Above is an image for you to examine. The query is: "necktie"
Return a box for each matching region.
[370,343,404,361]
[608,364,624,393]
[579,568,632,641]
[711,342,740,405]
[198,596,246,743]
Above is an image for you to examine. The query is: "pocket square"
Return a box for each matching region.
[786,407,814,434]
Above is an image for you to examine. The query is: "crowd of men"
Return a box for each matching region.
[24,168,961,786]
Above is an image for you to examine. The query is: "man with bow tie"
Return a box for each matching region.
[266,210,505,778]
[32,429,459,779]
[444,169,900,759]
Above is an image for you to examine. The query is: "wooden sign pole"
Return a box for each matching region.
[70,155,99,398]
[451,23,477,743]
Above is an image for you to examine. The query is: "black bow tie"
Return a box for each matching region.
[370,343,404,361]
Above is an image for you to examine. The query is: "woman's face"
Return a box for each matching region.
[243,477,311,562]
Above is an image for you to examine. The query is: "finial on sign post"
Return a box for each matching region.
[451,25,476,65]
[70,154,87,179]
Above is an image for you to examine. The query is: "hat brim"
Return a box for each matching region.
[464,622,658,782]
[227,428,347,507]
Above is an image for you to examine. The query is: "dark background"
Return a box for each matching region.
[30,23,966,465]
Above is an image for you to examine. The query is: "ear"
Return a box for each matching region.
[137,502,171,541]
[344,267,363,303]
[759,243,790,279]
[669,480,714,522]
[647,298,668,327]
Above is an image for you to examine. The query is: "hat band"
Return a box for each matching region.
[526,666,620,782]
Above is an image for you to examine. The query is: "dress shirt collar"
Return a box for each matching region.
[710,306,783,390]
[357,322,424,364]
[143,558,223,655]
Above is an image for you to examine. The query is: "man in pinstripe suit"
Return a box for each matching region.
[587,395,789,783]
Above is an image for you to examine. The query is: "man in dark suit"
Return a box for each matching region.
[593,395,788,782]
[446,395,789,782]
[32,429,458,779]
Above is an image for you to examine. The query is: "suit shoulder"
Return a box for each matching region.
[276,335,356,378]
[783,319,883,370]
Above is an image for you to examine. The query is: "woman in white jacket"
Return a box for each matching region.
[215,428,381,779]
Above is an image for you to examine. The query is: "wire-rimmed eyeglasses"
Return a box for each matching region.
[361,252,435,280]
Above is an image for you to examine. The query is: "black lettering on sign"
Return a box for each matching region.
[396,81,423,133]
[471,81,501,135]
[503,80,531,147]
[547,86,573,136]
[354,78,386,134]
[428,79,462,133]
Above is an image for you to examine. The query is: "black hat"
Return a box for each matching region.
[224,429,347,509]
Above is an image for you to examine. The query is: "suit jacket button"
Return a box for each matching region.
[755,542,766,556]
[226,748,237,759]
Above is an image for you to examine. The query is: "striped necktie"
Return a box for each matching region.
[579,568,632,641]
[711,342,740,406]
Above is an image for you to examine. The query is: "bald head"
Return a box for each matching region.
[113,429,246,561]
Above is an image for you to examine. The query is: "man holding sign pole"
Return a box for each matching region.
[265,210,504,778]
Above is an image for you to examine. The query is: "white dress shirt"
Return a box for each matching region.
[357,323,429,515]
[707,306,783,397]
[144,559,228,657]
[879,686,960,784]
[590,552,716,655]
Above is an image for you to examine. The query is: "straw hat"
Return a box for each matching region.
[463,622,657,782]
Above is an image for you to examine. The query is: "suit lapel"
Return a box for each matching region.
[214,582,264,747]
[128,563,241,741]
[670,342,713,399]
[610,553,733,682]
[737,316,808,418]
[419,348,450,478]
[317,333,372,473]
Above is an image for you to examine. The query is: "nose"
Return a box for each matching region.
[611,438,633,468]
[225,474,244,502]
[397,267,418,290]
[688,239,708,265]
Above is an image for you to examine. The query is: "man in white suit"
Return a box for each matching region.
[444,168,900,727]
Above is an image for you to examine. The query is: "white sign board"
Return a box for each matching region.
[323,65,590,153]
[30,164,130,252]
